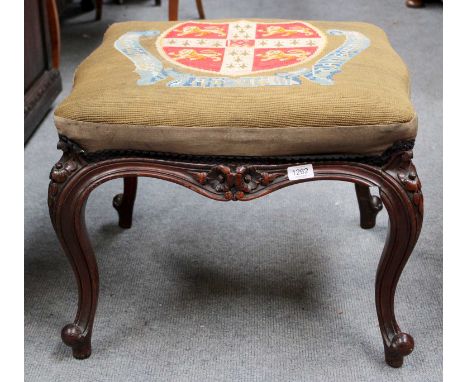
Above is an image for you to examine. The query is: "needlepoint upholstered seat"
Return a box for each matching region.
[55,20,416,156]
[49,19,423,368]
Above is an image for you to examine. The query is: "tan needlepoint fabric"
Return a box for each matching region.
[54,19,417,156]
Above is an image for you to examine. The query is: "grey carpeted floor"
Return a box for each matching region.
[24,1,442,381]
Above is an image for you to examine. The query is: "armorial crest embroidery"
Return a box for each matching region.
[114,20,371,88]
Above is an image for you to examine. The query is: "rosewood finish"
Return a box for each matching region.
[48,137,423,367]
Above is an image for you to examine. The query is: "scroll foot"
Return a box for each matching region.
[384,333,414,368]
[376,150,423,368]
[61,324,92,359]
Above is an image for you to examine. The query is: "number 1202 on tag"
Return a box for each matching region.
[287,164,315,181]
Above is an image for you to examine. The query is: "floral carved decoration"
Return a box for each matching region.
[192,165,285,200]
[48,139,84,211]
[385,151,423,215]
[48,160,79,209]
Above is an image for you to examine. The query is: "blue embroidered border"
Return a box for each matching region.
[114,29,370,88]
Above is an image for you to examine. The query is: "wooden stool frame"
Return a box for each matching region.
[48,136,423,367]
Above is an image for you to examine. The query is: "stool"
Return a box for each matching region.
[49,19,423,367]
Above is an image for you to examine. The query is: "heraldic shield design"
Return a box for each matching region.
[114,20,371,88]
[156,20,327,76]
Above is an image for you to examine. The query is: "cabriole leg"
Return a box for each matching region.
[48,142,98,359]
[376,151,424,367]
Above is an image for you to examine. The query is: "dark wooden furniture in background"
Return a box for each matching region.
[56,0,101,18]
[55,0,72,14]
[25,0,62,143]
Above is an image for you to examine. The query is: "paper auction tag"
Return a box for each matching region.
[287,164,315,181]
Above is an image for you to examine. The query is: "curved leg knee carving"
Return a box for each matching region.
[377,151,423,367]
[48,142,98,359]
[355,184,383,229]
[113,177,138,229]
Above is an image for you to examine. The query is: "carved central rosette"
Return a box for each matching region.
[193,165,284,200]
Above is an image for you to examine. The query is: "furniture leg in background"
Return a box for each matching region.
[95,0,205,21]
[169,0,205,21]
[406,0,424,7]
[95,0,102,20]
